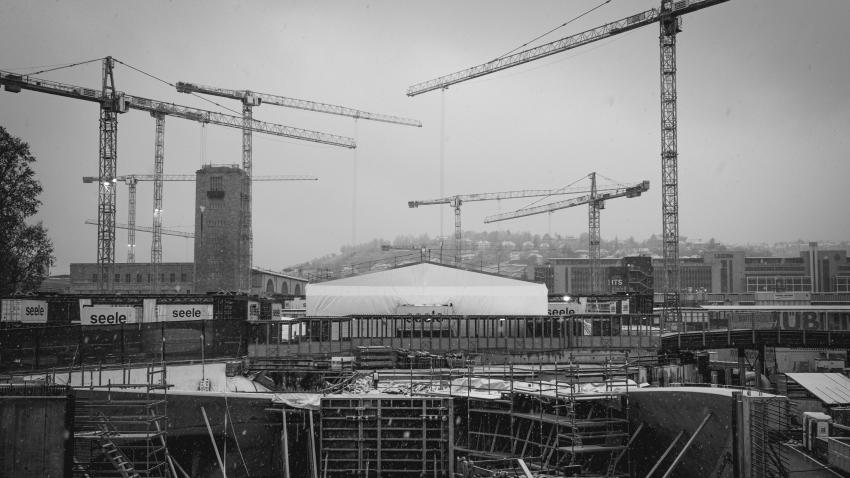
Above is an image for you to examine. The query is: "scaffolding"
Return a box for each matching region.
[320,396,454,477]
[747,394,792,478]
[454,360,635,477]
[72,362,171,478]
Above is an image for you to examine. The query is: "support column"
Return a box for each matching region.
[737,347,747,387]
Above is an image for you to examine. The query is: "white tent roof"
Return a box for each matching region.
[306,262,547,316]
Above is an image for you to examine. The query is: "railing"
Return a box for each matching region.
[662,308,850,335]
[246,314,660,359]
[660,307,850,350]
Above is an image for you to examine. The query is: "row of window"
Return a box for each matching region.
[746,276,811,292]
[91,272,189,283]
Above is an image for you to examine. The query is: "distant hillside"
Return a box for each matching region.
[283,232,846,282]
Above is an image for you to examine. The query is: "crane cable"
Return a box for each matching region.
[112,57,242,116]
[493,0,613,61]
[6,57,105,76]
[518,173,591,210]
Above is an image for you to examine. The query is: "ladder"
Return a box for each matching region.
[97,424,141,478]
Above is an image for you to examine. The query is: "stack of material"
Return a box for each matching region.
[396,350,449,369]
[339,374,375,393]
[355,346,397,369]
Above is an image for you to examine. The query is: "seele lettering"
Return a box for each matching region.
[25,306,45,316]
[171,308,202,318]
[89,313,127,325]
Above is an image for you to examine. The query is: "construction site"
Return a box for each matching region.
[4,0,850,477]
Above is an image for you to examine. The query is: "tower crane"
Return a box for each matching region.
[175,81,422,290]
[0,58,354,290]
[484,176,649,293]
[82,174,317,263]
[408,180,625,266]
[407,0,730,319]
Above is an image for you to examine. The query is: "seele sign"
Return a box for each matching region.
[1,299,49,323]
[82,306,137,325]
[156,304,213,322]
[548,301,587,316]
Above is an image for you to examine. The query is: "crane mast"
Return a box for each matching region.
[660,0,681,318]
[589,173,600,293]
[484,180,650,293]
[151,113,165,288]
[98,57,121,290]
[126,176,137,263]
[407,0,729,316]
[408,181,623,267]
[0,64,353,291]
[176,81,420,290]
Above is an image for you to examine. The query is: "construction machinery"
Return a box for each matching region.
[484,175,650,293]
[408,180,625,266]
[83,173,317,263]
[0,58,354,290]
[407,0,730,318]
[175,81,422,290]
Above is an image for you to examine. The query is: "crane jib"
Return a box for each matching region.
[406,0,730,96]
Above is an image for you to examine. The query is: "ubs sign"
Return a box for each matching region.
[776,311,850,331]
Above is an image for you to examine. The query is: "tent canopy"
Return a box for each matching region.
[306,262,547,316]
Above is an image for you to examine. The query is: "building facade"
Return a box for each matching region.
[69,263,307,297]
[532,256,655,296]
[530,243,850,297]
[70,262,196,294]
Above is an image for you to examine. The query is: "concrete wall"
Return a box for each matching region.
[0,394,70,477]
[629,388,737,478]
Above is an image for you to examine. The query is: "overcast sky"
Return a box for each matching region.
[1,0,849,274]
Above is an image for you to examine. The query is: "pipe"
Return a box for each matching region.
[200,405,227,478]
[662,412,714,478]
[645,430,684,478]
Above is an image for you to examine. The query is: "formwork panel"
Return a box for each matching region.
[320,396,452,477]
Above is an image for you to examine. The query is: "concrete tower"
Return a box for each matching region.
[194,165,249,293]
